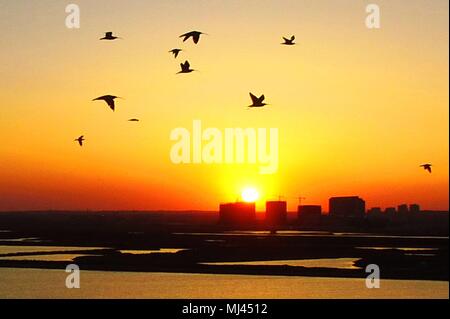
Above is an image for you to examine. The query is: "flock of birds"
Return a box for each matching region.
[73,31,433,175]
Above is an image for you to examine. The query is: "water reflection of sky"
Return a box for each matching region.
[356,247,439,251]
[0,237,46,243]
[0,245,107,255]
[0,254,101,262]
[174,231,449,239]
[119,249,186,254]
[201,258,361,270]
[0,246,186,262]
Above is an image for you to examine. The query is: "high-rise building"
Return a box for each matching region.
[384,207,397,219]
[219,202,256,226]
[384,207,397,217]
[398,204,409,215]
[409,204,420,214]
[329,196,365,218]
[298,205,322,224]
[265,201,287,226]
[368,207,382,216]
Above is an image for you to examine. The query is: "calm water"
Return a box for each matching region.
[175,231,449,239]
[201,258,361,269]
[0,254,99,262]
[0,268,448,299]
[356,247,439,251]
[119,248,186,254]
[0,245,107,255]
[0,238,44,243]
[0,234,447,298]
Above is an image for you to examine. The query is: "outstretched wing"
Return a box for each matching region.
[193,33,200,44]
[184,60,190,69]
[291,35,295,41]
[283,37,289,42]
[180,32,191,42]
[93,95,109,101]
[105,98,115,111]
[420,164,432,173]
[259,95,265,103]
[105,32,113,37]
[249,93,259,105]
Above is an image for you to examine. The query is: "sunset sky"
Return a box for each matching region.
[0,0,448,212]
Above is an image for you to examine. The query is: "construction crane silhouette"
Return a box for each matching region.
[298,196,306,206]
[270,195,306,205]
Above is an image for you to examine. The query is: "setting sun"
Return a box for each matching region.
[241,188,260,203]
[0,0,447,302]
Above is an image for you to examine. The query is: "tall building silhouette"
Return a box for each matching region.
[384,207,397,216]
[329,196,365,218]
[219,202,256,226]
[409,204,420,214]
[368,207,382,216]
[398,204,409,216]
[298,205,322,224]
[265,201,287,226]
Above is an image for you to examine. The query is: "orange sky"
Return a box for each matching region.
[0,0,448,212]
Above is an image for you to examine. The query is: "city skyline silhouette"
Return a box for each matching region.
[0,0,447,214]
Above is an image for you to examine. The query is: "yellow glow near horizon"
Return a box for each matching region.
[0,1,448,212]
[241,188,260,203]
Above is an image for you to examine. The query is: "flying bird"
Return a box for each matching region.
[74,136,85,147]
[179,31,207,44]
[128,118,140,122]
[282,35,296,45]
[420,164,432,173]
[169,49,183,58]
[92,95,122,111]
[248,93,268,107]
[177,60,195,74]
[100,32,122,40]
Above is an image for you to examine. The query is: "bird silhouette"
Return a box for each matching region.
[248,93,268,107]
[420,164,432,173]
[128,118,140,122]
[282,35,296,45]
[179,31,207,44]
[100,32,122,40]
[169,49,183,58]
[74,135,85,147]
[92,95,122,111]
[177,60,195,74]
